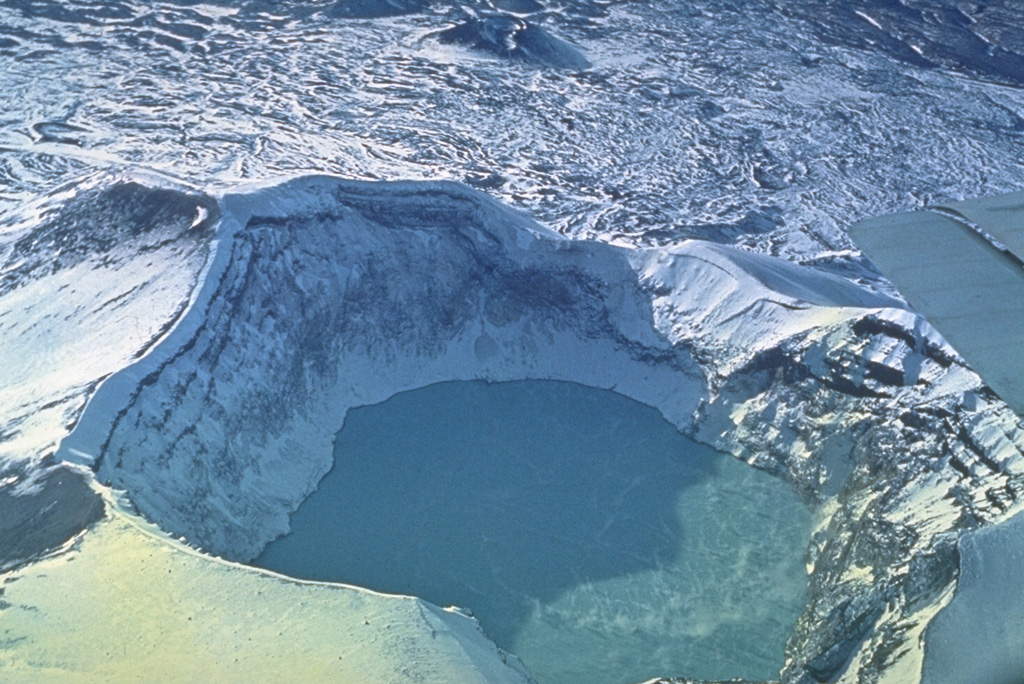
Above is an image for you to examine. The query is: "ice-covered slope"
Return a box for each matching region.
[0,175,217,465]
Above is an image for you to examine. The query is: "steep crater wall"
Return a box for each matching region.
[64,175,893,560]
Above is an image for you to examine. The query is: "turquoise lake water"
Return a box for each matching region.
[254,380,812,683]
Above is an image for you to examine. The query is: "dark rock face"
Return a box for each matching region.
[0,461,104,571]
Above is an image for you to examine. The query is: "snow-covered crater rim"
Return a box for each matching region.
[55,172,916,566]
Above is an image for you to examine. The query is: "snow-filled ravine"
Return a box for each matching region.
[254,379,812,684]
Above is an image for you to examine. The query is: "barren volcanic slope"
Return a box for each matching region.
[4,1,1024,683]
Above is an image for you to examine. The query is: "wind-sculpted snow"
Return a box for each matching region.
[4,0,1024,265]
[774,0,1024,88]
[49,174,1024,683]
[326,0,432,19]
